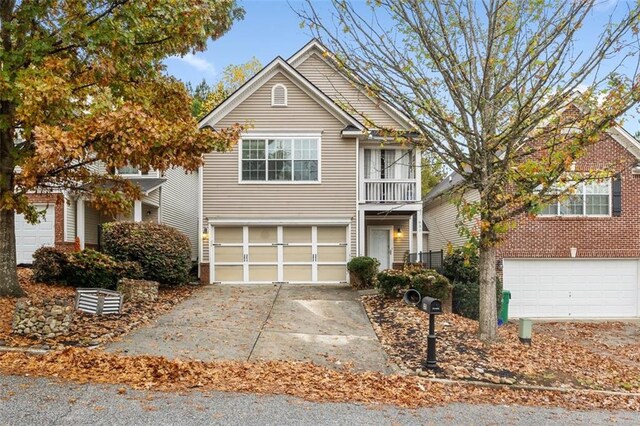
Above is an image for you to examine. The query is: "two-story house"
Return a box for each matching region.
[424,125,640,319]
[198,40,423,284]
[16,165,199,263]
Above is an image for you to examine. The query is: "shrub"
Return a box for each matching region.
[63,249,122,289]
[115,261,144,280]
[410,269,452,301]
[441,247,502,320]
[102,222,192,285]
[32,247,68,283]
[347,256,380,289]
[376,269,410,297]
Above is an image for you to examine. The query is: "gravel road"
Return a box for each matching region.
[1,375,638,425]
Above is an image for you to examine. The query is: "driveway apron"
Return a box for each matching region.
[107,285,392,373]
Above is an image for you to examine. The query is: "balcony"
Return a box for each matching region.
[363,179,418,203]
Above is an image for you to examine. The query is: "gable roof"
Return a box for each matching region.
[199,56,365,131]
[288,39,415,131]
[424,126,640,204]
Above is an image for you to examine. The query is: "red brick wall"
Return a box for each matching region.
[498,133,640,261]
[199,263,210,284]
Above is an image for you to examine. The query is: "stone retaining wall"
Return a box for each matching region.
[12,298,74,339]
[117,279,159,303]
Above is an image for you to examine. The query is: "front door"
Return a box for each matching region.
[368,226,392,270]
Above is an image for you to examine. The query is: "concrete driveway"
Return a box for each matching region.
[107,284,391,372]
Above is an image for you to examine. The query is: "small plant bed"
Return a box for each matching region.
[0,269,195,350]
[363,295,640,393]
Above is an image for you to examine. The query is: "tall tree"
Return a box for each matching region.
[200,57,262,117]
[300,0,640,341]
[188,79,215,119]
[0,1,244,296]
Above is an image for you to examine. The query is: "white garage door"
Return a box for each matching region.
[503,259,639,318]
[15,205,55,264]
[211,225,348,284]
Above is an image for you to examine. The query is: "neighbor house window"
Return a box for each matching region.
[241,137,319,182]
[540,180,611,216]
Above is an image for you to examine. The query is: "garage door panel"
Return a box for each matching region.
[215,227,243,244]
[214,265,244,282]
[249,227,277,244]
[316,246,346,263]
[249,265,277,282]
[504,259,639,319]
[317,226,346,244]
[214,246,244,263]
[248,246,277,262]
[283,227,311,244]
[284,265,312,282]
[15,205,55,264]
[283,246,312,262]
[317,265,346,282]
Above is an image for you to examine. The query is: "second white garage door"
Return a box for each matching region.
[15,205,55,265]
[211,225,348,284]
[503,259,639,319]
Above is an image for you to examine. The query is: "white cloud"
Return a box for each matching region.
[178,53,216,75]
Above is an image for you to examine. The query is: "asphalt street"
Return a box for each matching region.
[0,375,638,425]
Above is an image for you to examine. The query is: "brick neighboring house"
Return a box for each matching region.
[424,125,640,319]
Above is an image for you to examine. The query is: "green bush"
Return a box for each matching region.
[63,249,122,289]
[115,261,144,280]
[32,247,68,283]
[441,247,502,320]
[410,269,451,301]
[102,222,192,285]
[347,256,380,289]
[376,269,410,297]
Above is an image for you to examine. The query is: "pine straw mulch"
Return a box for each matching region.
[362,295,640,393]
[0,269,195,349]
[0,347,639,411]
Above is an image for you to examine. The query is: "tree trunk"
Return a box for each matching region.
[478,243,497,342]
[0,207,23,297]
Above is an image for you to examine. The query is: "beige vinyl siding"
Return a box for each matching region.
[424,189,480,251]
[85,204,101,245]
[65,196,76,242]
[142,188,160,206]
[294,52,404,129]
[365,216,410,263]
[160,167,199,260]
[202,71,357,263]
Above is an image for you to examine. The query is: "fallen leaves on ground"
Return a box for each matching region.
[0,348,638,411]
[0,269,195,348]
[362,295,640,393]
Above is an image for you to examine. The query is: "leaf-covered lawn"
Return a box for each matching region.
[0,269,195,349]
[362,295,640,393]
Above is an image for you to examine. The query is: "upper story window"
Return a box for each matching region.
[115,165,158,177]
[271,84,287,106]
[364,149,415,180]
[241,137,319,182]
[540,180,611,216]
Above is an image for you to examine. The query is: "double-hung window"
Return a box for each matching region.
[241,137,319,182]
[540,180,611,216]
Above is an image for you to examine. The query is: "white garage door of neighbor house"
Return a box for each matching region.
[211,225,349,284]
[503,259,639,319]
[14,205,55,264]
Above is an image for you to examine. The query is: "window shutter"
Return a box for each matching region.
[612,174,622,217]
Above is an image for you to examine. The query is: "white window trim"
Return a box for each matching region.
[539,179,612,218]
[114,167,160,178]
[237,134,322,184]
[271,83,288,107]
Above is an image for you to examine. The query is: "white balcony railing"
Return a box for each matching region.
[363,179,418,203]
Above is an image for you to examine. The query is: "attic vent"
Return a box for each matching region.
[271,84,287,107]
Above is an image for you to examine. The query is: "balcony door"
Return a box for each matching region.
[364,149,414,180]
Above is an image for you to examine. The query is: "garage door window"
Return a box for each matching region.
[541,180,610,217]
[241,137,319,182]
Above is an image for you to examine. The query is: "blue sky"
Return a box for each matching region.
[164,0,640,134]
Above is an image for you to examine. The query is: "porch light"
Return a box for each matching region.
[202,225,209,240]
[396,227,403,238]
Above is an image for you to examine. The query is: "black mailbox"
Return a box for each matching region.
[420,297,442,315]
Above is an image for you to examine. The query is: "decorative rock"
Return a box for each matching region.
[12,298,74,339]
[117,278,159,303]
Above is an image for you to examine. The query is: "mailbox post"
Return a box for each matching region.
[403,289,442,369]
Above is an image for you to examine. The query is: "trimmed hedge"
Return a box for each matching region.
[347,256,380,289]
[376,269,410,297]
[441,247,502,320]
[410,269,451,302]
[102,222,192,285]
[32,247,68,283]
[64,249,121,289]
